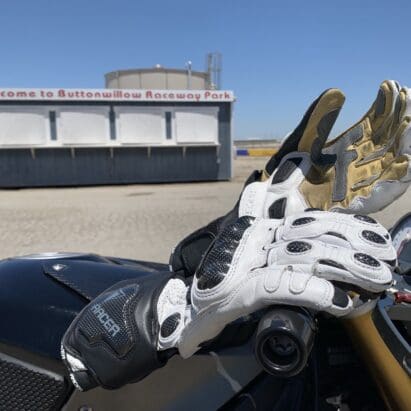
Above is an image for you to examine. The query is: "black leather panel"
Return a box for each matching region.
[271,158,302,184]
[268,198,287,219]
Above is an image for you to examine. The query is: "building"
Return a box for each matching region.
[105,67,210,90]
[0,62,233,187]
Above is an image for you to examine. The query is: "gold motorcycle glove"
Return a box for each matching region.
[250,80,411,216]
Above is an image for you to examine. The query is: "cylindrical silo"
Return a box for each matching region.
[105,67,210,90]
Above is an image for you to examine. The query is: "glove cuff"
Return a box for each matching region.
[62,273,174,390]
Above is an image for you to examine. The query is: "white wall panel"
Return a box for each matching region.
[175,108,218,143]
[57,107,110,144]
[115,108,165,144]
[0,107,49,145]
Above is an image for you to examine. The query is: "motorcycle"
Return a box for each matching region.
[0,215,410,411]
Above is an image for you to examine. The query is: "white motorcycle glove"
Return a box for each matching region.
[159,210,395,358]
[171,80,411,277]
[62,211,395,390]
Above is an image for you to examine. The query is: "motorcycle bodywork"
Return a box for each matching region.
[0,253,265,411]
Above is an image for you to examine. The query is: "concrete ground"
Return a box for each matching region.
[0,156,408,263]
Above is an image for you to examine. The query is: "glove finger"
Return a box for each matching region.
[276,211,396,262]
[391,88,409,145]
[264,88,345,176]
[261,265,353,316]
[180,263,351,357]
[402,87,411,118]
[380,153,411,182]
[337,114,411,212]
[268,240,393,293]
[352,153,411,191]
[324,80,400,150]
[397,113,411,156]
[362,85,407,160]
[61,337,98,391]
[339,154,411,213]
[348,117,411,181]
[391,86,407,132]
[60,338,98,391]
[352,116,410,171]
[368,80,401,146]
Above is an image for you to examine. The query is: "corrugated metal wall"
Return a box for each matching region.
[0,101,232,187]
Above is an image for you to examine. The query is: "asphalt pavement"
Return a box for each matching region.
[0,156,407,263]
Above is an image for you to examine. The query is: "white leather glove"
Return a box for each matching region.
[158,211,395,358]
[240,80,411,217]
[171,80,411,278]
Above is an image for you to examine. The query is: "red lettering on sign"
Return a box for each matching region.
[0,88,233,101]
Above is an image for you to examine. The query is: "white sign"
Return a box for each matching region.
[0,88,235,102]
[0,107,49,145]
[175,108,218,144]
[57,107,111,145]
[115,107,166,144]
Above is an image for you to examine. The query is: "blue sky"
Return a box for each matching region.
[0,0,410,139]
